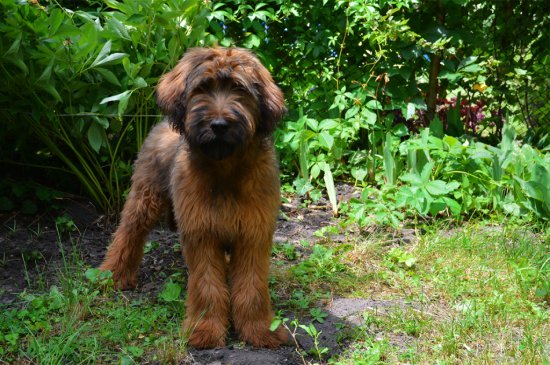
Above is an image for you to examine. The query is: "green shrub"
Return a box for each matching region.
[0,0,209,212]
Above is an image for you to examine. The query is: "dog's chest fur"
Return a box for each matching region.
[169,144,280,243]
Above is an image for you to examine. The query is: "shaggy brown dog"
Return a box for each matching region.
[99,47,288,349]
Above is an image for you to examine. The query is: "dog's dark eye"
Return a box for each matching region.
[231,84,248,93]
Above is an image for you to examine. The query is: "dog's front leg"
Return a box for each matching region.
[182,236,230,349]
[229,236,288,348]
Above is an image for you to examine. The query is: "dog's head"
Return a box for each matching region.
[156,47,285,161]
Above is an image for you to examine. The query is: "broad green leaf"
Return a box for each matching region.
[159,281,182,302]
[461,63,483,73]
[458,56,478,69]
[429,117,444,138]
[126,346,144,357]
[96,68,121,86]
[443,197,462,216]
[270,318,282,332]
[429,199,447,215]
[305,117,319,131]
[366,99,383,110]
[501,122,516,151]
[425,180,449,196]
[318,131,334,150]
[310,163,321,179]
[352,167,368,181]
[85,268,101,283]
[319,119,339,130]
[400,172,422,186]
[87,122,104,153]
[420,161,434,184]
[243,34,261,48]
[345,106,360,119]
[361,108,377,126]
[117,91,131,116]
[107,16,130,40]
[132,76,148,89]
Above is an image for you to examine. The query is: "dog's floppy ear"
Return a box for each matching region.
[251,58,286,136]
[156,48,206,134]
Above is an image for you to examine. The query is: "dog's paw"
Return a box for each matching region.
[187,327,226,349]
[240,323,289,348]
[98,264,137,290]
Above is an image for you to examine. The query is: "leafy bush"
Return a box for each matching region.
[344,123,549,226]
[1,0,209,212]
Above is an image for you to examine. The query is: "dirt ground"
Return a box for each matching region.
[0,187,417,364]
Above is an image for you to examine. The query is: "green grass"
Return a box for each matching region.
[1,221,548,364]
[311,222,549,364]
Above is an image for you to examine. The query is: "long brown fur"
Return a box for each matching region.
[99,47,287,349]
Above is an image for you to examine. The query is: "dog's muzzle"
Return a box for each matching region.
[210,118,229,136]
[196,118,236,160]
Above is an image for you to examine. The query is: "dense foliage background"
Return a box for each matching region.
[1,0,548,223]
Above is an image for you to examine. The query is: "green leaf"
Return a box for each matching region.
[429,117,444,138]
[87,122,104,153]
[366,99,383,110]
[458,56,478,69]
[361,108,377,126]
[100,90,132,104]
[383,132,396,185]
[96,68,121,86]
[305,117,319,131]
[91,40,112,67]
[132,76,148,88]
[426,180,448,196]
[93,52,128,67]
[323,163,338,216]
[406,102,415,119]
[500,122,516,151]
[345,106,360,119]
[5,33,22,56]
[461,63,483,73]
[420,162,434,184]
[37,83,62,102]
[85,268,101,283]
[159,281,182,302]
[318,131,334,150]
[107,17,130,40]
[443,197,462,216]
[243,34,261,48]
[319,119,339,130]
[36,62,54,83]
[270,318,282,332]
[126,346,144,357]
[118,91,131,116]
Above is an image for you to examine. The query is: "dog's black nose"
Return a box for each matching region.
[210,118,229,135]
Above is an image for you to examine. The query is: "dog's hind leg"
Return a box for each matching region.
[99,183,165,290]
